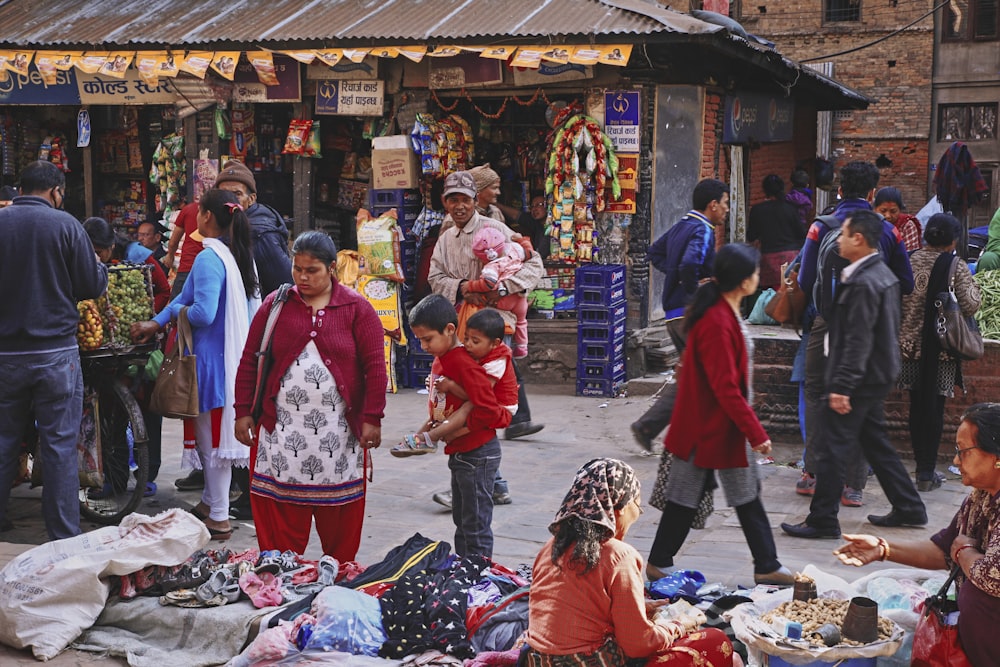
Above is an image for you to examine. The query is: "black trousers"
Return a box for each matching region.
[649,479,780,575]
[509,357,532,424]
[807,387,925,530]
[909,382,947,478]
[633,381,678,438]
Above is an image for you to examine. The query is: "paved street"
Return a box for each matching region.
[0,382,967,664]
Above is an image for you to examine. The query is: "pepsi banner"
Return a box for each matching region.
[723,92,794,144]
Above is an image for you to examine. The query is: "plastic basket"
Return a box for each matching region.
[577,302,627,326]
[575,264,626,289]
[578,318,627,344]
[578,357,626,380]
[575,282,626,307]
[576,374,626,397]
[370,188,422,211]
[578,334,625,363]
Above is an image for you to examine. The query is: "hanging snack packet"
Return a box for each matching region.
[356,208,405,283]
[283,119,312,155]
[305,119,322,158]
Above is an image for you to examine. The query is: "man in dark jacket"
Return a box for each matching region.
[215,159,292,296]
[0,161,108,540]
[648,178,728,319]
[782,210,926,539]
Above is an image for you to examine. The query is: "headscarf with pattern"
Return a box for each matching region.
[550,458,640,536]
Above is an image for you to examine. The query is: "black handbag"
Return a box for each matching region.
[934,256,983,361]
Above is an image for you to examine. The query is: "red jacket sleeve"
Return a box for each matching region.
[351,298,388,426]
[694,312,769,447]
[145,256,171,313]
[234,290,277,419]
[441,351,510,431]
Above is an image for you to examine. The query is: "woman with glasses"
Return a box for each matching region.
[525,458,738,667]
[835,403,1000,667]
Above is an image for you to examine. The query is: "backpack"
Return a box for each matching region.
[812,214,846,320]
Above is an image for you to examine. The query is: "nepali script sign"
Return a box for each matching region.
[78,70,176,105]
[315,80,385,116]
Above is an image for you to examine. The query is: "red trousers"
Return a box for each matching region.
[251,493,366,562]
[647,628,734,667]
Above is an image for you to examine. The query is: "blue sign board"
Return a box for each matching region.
[315,80,339,114]
[723,92,795,143]
[0,68,80,105]
[604,90,641,152]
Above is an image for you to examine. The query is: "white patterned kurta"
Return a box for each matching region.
[251,342,365,506]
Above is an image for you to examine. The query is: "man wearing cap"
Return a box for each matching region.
[215,160,292,296]
[427,170,547,506]
[137,220,169,274]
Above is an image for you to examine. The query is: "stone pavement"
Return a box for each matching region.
[0,382,968,665]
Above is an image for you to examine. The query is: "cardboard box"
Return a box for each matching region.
[371,147,419,189]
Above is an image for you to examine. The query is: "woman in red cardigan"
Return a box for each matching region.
[646,244,794,587]
[234,231,387,562]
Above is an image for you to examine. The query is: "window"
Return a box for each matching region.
[938,103,998,141]
[825,0,860,22]
[944,0,999,40]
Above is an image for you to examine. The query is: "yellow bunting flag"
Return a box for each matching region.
[50,51,81,71]
[313,49,343,67]
[373,47,399,58]
[510,47,545,69]
[76,52,109,74]
[134,52,163,86]
[158,53,180,77]
[342,48,370,63]
[100,52,134,79]
[248,51,279,86]
[210,51,241,80]
[33,52,61,85]
[427,46,461,58]
[568,46,601,66]
[282,50,317,64]
[540,46,571,64]
[598,45,632,66]
[5,51,33,76]
[396,46,427,63]
[480,46,514,60]
[179,51,214,78]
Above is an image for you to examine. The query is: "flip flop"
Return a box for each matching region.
[317,555,339,586]
[189,506,210,521]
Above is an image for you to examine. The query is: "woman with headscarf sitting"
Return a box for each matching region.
[525,458,737,667]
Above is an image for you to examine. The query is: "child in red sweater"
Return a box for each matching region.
[392,308,518,455]
[402,295,512,557]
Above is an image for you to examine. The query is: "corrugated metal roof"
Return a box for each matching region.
[0,0,722,47]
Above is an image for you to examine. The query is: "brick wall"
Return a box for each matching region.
[738,3,935,209]
[702,91,729,180]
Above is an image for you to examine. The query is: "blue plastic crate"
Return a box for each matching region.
[578,301,627,326]
[767,657,874,667]
[406,349,434,388]
[578,357,626,381]
[576,374,626,397]
[578,318,627,344]
[578,334,625,363]
[575,282,626,307]
[576,264,626,289]
[370,188,422,211]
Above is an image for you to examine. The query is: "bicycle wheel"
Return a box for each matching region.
[79,380,149,525]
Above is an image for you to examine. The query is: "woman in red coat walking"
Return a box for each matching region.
[646,244,794,586]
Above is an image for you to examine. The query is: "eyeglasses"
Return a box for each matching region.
[955,446,981,459]
[531,203,546,209]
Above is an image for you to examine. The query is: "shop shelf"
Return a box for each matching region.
[575,264,626,289]
[577,334,625,363]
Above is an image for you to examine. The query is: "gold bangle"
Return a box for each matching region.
[876,537,890,561]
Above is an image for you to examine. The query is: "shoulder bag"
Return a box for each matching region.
[764,261,806,327]
[935,256,984,361]
[150,307,199,419]
[251,283,293,421]
[911,566,972,667]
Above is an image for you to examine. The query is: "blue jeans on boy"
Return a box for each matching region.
[449,437,501,557]
[0,348,84,540]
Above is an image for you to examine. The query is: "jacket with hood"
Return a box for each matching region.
[246,202,292,297]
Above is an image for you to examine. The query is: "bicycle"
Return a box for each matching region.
[76,344,153,525]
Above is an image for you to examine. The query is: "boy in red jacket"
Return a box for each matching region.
[405,295,512,557]
[393,308,518,454]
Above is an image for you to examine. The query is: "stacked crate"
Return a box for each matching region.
[370,188,428,388]
[369,188,422,289]
[575,265,627,397]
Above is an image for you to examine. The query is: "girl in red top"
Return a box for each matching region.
[647,244,794,587]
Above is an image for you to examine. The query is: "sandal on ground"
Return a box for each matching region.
[208,526,233,541]
[317,555,339,586]
[390,433,437,458]
[189,505,210,521]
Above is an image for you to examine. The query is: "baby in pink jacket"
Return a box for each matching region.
[468,226,529,358]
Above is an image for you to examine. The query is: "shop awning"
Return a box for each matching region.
[0,0,869,110]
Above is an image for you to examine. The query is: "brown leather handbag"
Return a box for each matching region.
[765,262,807,327]
[150,307,199,419]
